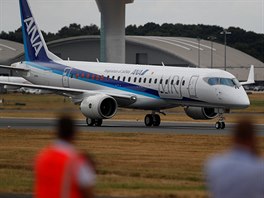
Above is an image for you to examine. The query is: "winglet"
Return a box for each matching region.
[240,65,255,85]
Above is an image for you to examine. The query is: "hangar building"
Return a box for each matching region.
[1,36,263,82]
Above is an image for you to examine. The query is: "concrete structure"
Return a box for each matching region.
[0,39,24,76]
[96,0,133,63]
[1,36,264,82]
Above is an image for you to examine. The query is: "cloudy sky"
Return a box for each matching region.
[0,0,263,34]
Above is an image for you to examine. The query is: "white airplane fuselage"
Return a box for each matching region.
[13,60,249,110]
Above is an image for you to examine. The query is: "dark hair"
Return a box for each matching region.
[57,116,75,141]
[233,118,256,143]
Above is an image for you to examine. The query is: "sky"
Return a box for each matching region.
[0,0,263,34]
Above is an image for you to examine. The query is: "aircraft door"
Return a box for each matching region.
[188,75,199,98]
[62,67,72,87]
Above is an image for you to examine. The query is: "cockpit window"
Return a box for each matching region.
[206,77,241,88]
[232,78,241,88]
[220,78,235,87]
[208,78,219,85]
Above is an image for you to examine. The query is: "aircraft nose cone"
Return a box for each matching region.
[237,89,250,108]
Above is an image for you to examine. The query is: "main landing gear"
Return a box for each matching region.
[215,112,225,129]
[86,118,103,127]
[144,113,161,127]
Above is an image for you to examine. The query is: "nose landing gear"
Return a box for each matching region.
[215,112,225,129]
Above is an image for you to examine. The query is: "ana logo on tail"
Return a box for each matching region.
[24,17,43,57]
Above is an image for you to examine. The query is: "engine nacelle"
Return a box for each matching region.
[184,107,218,120]
[80,95,117,119]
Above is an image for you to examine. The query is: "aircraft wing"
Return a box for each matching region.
[0,81,137,106]
[0,65,29,72]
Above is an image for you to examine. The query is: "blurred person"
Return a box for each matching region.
[34,116,96,198]
[205,118,264,198]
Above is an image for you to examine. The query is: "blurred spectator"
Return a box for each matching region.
[205,118,264,198]
[34,116,96,198]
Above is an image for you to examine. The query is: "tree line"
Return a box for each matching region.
[1,22,263,62]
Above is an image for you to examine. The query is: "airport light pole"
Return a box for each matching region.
[207,36,216,69]
[220,29,231,71]
[197,38,201,67]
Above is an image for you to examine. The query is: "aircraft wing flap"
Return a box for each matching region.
[0,65,29,72]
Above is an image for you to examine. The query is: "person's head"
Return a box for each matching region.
[232,117,258,155]
[57,116,76,142]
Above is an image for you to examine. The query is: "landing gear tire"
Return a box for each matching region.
[153,114,161,126]
[94,119,103,127]
[144,114,153,127]
[215,121,225,129]
[86,118,95,126]
[220,122,225,129]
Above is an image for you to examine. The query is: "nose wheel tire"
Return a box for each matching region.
[144,114,161,127]
[215,121,225,129]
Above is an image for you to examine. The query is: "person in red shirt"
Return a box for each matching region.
[34,116,96,198]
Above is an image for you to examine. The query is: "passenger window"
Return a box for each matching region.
[123,76,126,81]
[160,79,163,84]
[182,80,185,86]
[165,79,168,84]
[139,78,142,83]
[149,78,152,83]
[143,78,146,83]
[117,76,120,81]
[128,77,131,82]
[154,79,157,84]
[176,80,179,85]
[112,76,115,80]
[86,73,90,79]
[134,77,137,82]
[107,75,110,80]
[171,80,174,85]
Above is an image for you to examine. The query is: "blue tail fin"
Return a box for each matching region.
[19,0,61,62]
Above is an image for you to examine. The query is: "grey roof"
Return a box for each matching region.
[127,36,264,68]
[0,39,24,64]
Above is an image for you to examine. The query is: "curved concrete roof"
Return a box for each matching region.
[127,36,264,68]
[1,36,263,80]
[0,39,23,64]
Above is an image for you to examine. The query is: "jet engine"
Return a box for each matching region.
[80,95,117,119]
[184,107,218,120]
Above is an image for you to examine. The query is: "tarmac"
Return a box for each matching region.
[0,117,264,136]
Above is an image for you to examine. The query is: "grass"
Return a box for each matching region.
[0,93,263,196]
[0,129,264,197]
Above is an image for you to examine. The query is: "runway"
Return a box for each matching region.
[0,117,264,136]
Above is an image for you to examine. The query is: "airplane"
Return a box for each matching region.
[0,0,254,129]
